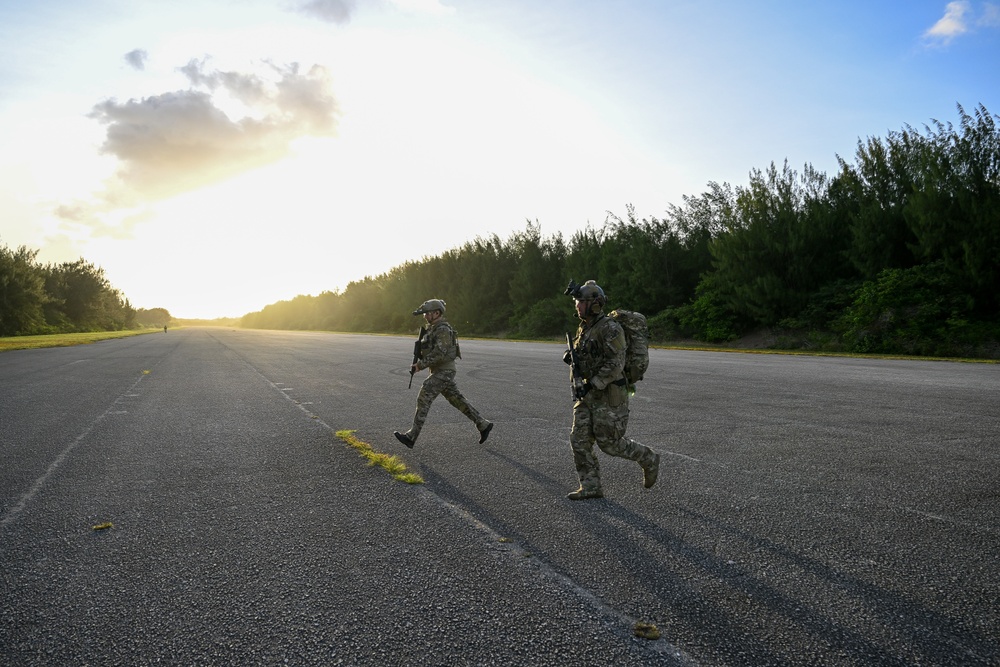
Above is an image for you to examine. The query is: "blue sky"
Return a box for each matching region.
[1,0,998,318]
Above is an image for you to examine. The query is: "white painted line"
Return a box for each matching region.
[1,372,148,529]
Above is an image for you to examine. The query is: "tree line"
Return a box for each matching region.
[3,104,996,358]
[0,245,172,336]
[242,104,999,358]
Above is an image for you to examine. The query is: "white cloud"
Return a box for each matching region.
[925,1,971,44]
[294,0,357,24]
[57,58,339,235]
[292,0,453,24]
[124,49,148,71]
[388,0,455,16]
[979,2,1000,26]
[924,1,1000,44]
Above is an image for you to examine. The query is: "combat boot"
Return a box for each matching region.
[567,486,604,501]
[394,431,415,448]
[642,452,661,488]
[478,422,493,444]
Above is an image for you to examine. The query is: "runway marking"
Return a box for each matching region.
[629,438,705,464]
[422,487,698,665]
[662,449,702,463]
[906,508,951,522]
[216,334,716,663]
[0,372,149,530]
[902,506,993,533]
[236,358,695,664]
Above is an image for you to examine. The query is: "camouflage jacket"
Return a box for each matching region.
[573,313,626,391]
[416,317,461,373]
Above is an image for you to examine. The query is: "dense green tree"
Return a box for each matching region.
[135,307,172,328]
[905,104,1000,315]
[507,222,564,311]
[441,235,517,333]
[598,207,675,314]
[44,259,134,331]
[0,244,48,335]
[563,225,604,289]
[836,261,987,356]
[837,129,920,278]
[608,203,718,314]
[237,105,998,358]
[674,275,740,343]
[664,182,733,300]
[337,276,383,331]
[1,243,136,335]
[707,161,841,328]
[507,221,568,335]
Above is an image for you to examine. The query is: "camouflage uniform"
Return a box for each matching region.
[569,312,659,497]
[401,316,491,444]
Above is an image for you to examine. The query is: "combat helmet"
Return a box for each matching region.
[577,280,606,307]
[565,279,606,315]
[413,299,446,316]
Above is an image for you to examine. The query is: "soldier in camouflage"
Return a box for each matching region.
[563,280,660,500]
[394,299,493,448]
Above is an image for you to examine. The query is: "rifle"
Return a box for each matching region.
[565,332,586,400]
[408,326,427,389]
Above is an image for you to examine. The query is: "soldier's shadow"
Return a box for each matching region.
[425,450,994,666]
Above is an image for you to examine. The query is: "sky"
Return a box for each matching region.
[1,0,998,319]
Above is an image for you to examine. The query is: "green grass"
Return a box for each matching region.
[633,621,661,640]
[0,329,163,352]
[335,429,424,485]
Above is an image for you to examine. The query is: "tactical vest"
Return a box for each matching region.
[574,315,626,381]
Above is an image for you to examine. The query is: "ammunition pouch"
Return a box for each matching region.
[606,377,628,407]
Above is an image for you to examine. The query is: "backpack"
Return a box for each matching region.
[443,322,462,361]
[609,309,649,384]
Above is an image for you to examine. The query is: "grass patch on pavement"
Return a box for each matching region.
[335,429,424,485]
[633,621,661,640]
[0,329,161,352]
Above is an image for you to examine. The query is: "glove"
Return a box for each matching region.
[574,380,591,399]
[562,350,573,365]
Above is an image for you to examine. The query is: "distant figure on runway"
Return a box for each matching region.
[163,325,167,333]
[394,299,493,449]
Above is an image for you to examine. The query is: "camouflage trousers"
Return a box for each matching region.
[407,369,487,440]
[570,394,658,491]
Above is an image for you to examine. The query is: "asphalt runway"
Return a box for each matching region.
[1,327,998,666]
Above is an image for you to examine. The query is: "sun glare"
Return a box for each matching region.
[6,10,677,321]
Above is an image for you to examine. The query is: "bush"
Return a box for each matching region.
[674,283,740,343]
[508,296,578,339]
[781,279,864,330]
[835,261,986,355]
[646,309,683,341]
